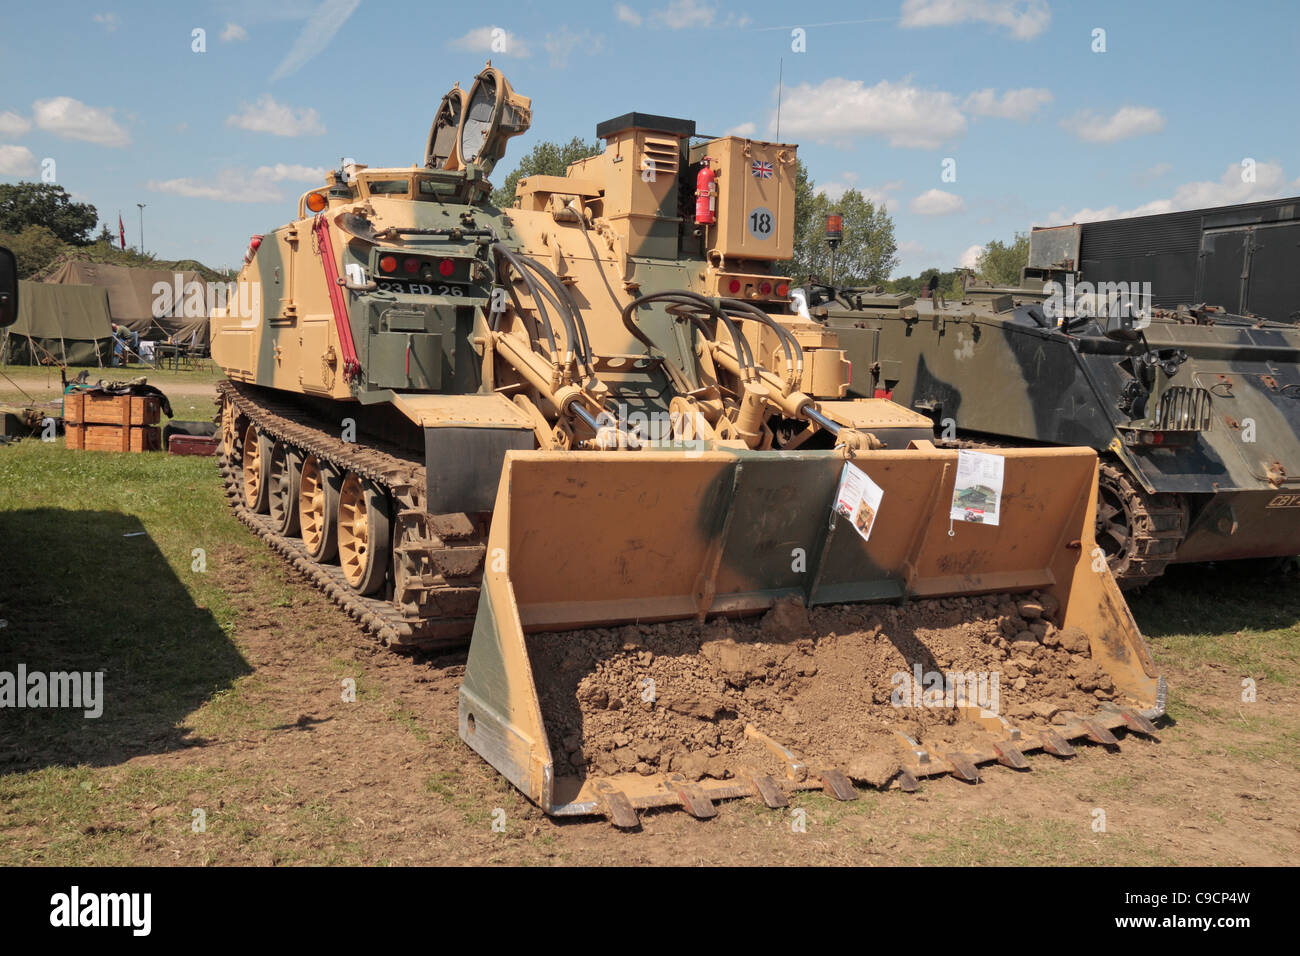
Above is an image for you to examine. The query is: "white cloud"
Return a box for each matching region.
[894,239,932,275]
[0,145,39,177]
[0,111,32,137]
[900,0,1050,40]
[1064,105,1164,144]
[817,174,901,206]
[221,22,249,42]
[959,244,984,268]
[614,2,745,31]
[1135,161,1171,185]
[93,12,120,32]
[910,188,966,215]
[776,78,965,149]
[270,0,361,81]
[226,95,326,137]
[545,27,603,68]
[964,87,1052,120]
[1052,161,1298,224]
[724,122,756,137]
[657,0,716,29]
[254,163,328,182]
[148,164,327,204]
[449,25,531,57]
[32,97,130,147]
[817,181,853,202]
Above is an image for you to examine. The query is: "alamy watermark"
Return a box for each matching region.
[592,402,711,454]
[891,663,1000,717]
[50,886,150,936]
[0,664,104,718]
[151,274,260,327]
[1042,275,1152,327]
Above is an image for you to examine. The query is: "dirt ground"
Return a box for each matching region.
[73,554,1297,866]
[1,431,1295,864]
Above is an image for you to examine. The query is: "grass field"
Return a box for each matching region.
[1,428,1297,865]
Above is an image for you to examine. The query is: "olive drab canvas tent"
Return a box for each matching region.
[0,280,114,366]
[43,260,211,349]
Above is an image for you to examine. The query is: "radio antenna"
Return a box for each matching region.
[776,58,784,140]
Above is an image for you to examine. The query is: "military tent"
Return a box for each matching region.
[1,280,114,366]
[43,260,211,349]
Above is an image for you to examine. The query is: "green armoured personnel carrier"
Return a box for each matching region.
[805,227,1300,588]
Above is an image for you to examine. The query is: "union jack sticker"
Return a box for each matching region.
[751,160,773,179]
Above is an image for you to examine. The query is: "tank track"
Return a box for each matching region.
[216,379,485,651]
[1095,460,1187,591]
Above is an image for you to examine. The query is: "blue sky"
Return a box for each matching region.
[2,0,1297,275]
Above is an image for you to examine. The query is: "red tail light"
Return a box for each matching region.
[379,255,397,273]
[439,258,455,277]
[728,278,741,294]
[403,257,420,274]
[775,282,789,297]
[759,281,772,296]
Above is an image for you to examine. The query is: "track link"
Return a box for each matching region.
[217,379,484,651]
[1095,460,1187,590]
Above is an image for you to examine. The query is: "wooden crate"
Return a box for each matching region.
[64,392,161,427]
[66,422,161,452]
[63,391,163,453]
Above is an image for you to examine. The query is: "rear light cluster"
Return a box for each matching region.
[376,254,462,282]
[1122,428,1194,448]
[724,277,790,299]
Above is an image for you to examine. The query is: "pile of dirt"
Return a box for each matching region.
[528,593,1117,786]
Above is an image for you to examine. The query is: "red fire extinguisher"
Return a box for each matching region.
[695,163,716,225]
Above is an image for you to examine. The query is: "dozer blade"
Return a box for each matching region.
[458,444,1165,822]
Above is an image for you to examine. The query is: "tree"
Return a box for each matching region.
[490,137,602,207]
[887,268,963,300]
[976,231,1030,286]
[0,224,65,277]
[0,182,99,245]
[789,188,899,285]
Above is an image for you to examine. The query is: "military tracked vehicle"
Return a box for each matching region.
[211,65,1164,824]
[807,225,1300,588]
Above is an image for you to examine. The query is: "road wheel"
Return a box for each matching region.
[299,455,341,562]
[338,472,391,595]
[268,442,304,536]
[242,423,273,513]
[221,399,243,466]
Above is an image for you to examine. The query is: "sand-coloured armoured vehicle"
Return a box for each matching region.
[211,65,1164,824]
